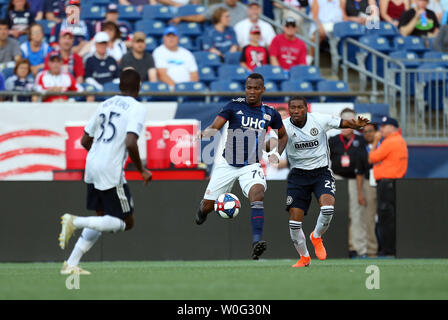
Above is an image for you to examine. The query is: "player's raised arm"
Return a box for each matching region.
[125,132,152,185]
[340,116,370,130]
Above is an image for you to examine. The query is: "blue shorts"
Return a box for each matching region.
[285,166,336,215]
[86,184,134,220]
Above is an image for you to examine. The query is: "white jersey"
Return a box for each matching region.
[84,95,147,190]
[284,112,342,170]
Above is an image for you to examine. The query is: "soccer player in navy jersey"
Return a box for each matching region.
[195,73,288,260]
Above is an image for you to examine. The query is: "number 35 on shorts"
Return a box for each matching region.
[324,180,336,194]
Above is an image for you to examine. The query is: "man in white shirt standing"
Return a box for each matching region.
[152,26,199,91]
[234,1,277,47]
[58,68,152,275]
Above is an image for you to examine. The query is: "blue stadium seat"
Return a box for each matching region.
[82,83,97,93]
[354,103,390,120]
[218,65,250,83]
[177,5,206,17]
[289,65,323,86]
[366,21,398,40]
[103,82,119,92]
[359,35,393,78]
[417,64,448,110]
[37,20,57,37]
[253,65,288,83]
[175,81,207,102]
[142,5,174,21]
[193,51,221,68]
[423,51,448,67]
[135,19,165,38]
[80,4,105,21]
[333,22,366,64]
[263,81,283,102]
[209,80,243,102]
[281,81,318,102]
[389,51,419,95]
[177,22,202,37]
[1,67,14,79]
[140,81,175,102]
[86,0,114,5]
[118,5,142,21]
[316,80,355,102]
[179,36,196,51]
[145,36,158,52]
[198,66,217,85]
[393,36,429,54]
[224,51,241,65]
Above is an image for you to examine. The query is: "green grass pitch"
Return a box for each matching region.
[0,259,447,300]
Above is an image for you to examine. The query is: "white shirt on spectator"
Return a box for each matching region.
[152,45,198,84]
[234,19,277,47]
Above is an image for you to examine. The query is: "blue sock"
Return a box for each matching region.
[251,201,264,244]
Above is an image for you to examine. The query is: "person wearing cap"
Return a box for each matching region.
[240,25,270,71]
[35,50,82,102]
[44,28,84,83]
[20,23,52,76]
[153,26,198,90]
[94,4,132,44]
[329,108,369,258]
[369,116,408,256]
[268,17,307,70]
[84,31,120,93]
[202,7,239,58]
[234,1,276,48]
[397,0,439,37]
[120,32,157,82]
[170,0,248,28]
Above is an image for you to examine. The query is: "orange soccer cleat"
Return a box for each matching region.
[292,255,311,268]
[310,232,327,260]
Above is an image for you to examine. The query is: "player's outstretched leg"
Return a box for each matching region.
[248,184,267,260]
[195,199,214,225]
[289,208,311,267]
[310,202,335,261]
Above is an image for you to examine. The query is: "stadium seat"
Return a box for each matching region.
[358,35,393,79]
[118,5,142,21]
[332,21,366,65]
[423,51,448,67]
[388,51,419,95]
[316,80,355,102]
[416,64,448,110]
[135,19,165,38]
[177,22,202,37]
[175,81,207,102]
[198,66,217,85]
[140,81,175,102]
[103,82,119,92]
[142,5,174,21]
[354,103,390,120]
[253,65,288,84]
[224,51,242,65]
[218,65,250,83]
[263,81,283,102]
[193,51,221,68]
[37,20,57,37]
[82,83,97,93]
[177,4,206,17]
[86,0,113,5]
[366,21,398,40]
[145,36,158,52]
[1,67,14,79]
[178,36,196,51]
[80,4,106,21]
[281,80,318,102]
[209,80,243,102]
[289,65,323,87]
[393,36,429,54]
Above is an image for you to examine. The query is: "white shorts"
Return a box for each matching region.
[203,159,267,201]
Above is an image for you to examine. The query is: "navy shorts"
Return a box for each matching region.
[285,166,336,215]
[87,184,134,220]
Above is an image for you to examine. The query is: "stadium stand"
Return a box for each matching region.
[142,5,175,21]
[175,81,207,102]
[209,80,243,102]
[218,65,251,84]
[317,80,354,103]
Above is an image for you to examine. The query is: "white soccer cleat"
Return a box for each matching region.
[58,213,76,249]
[60,261,91,275]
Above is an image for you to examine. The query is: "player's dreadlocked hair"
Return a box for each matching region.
[288,96,307,106]
[247,73,264,84]
[119,68,141,95]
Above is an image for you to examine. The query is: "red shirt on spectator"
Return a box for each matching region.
[241,45,269,71]
[35,70,79,102]
[269,34,307,70]
[43,51,84,80]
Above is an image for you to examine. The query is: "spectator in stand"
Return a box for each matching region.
[340,0,378,25]
[43,0,67,23]
[434,24,448,51]
[35,50,81,102]
[0,19,21,69]
[4,58,36,101]
[202,8,239,59]
[120,32,157,82]
[49,0,94,54]
[269,17,307,70]
[368,116,408,257]
[273,0,309,36]
[234,1,276,48]
[380,0,410,27]
[44,29,84,84]
[94,4,132,45]
[84,32,120,92]
[20,23,52,76]
[398,0,439,37]
[240,25,270,71]
[170,0,248,28]
[27,0,44,21]
[153,26,199,90]
[6,0,35,39]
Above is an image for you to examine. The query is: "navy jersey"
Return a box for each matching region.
[84,54,119,85]
[218,97,283,167]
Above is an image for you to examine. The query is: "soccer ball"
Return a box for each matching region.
[214,193,241,219]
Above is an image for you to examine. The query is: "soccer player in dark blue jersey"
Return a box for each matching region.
[195,73,288,259]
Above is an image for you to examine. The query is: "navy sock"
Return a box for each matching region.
[251,201,264,244]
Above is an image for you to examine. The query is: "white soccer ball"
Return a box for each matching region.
[214,193,241,219]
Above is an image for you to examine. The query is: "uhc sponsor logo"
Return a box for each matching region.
[294,140,319,149]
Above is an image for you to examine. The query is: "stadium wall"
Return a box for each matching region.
[0,179,446,262]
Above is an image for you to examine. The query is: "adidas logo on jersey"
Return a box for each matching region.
[236,110,244,115]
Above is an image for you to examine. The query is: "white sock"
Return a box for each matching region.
[73,215,126,233]
[289,220,309,257]
[67,228,101,267]
[313,206,334,238]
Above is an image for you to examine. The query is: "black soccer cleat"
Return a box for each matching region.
[195,209,208,225]
[252,241,267,260]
